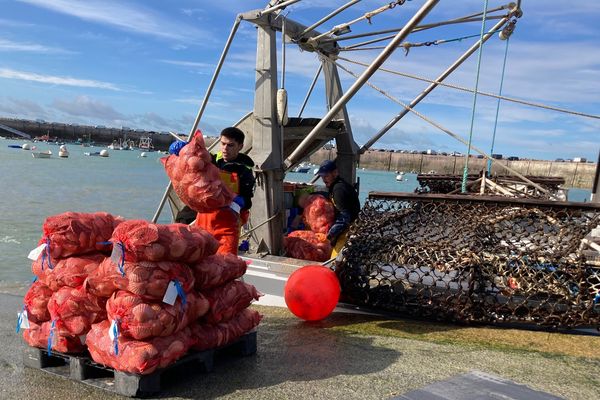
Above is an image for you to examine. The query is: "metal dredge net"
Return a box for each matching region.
[336,193,600,329]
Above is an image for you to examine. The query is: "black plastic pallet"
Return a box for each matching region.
[23,331,257,398]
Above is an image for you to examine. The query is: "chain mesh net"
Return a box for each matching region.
[336,193,600,329]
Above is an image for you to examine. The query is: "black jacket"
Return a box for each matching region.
[327,176,360,243]
[213,152,255,210]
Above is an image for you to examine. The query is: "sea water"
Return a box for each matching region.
[0,138,592,283]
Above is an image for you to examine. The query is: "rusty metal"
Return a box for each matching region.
[417,174,566,199]
[336,193,600,329]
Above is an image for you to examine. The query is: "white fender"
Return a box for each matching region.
[277,88,289,126]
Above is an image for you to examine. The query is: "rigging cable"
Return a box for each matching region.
[487,33,511,176]
[462,0,489,193]
[336,56,600,120]
[329,57,555,199]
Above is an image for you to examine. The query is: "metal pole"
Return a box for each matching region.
[281,17,286,89]
[298,64,322,117]
[360,15,511,152]
[285,0,440,168]
[151,182,172,223]
[300,0,362,36]
[188,16,242,137]
[261,0,302,16]
[592,149,600,203]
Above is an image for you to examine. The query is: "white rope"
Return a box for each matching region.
[337,56,600,121]
[331,58,557,199]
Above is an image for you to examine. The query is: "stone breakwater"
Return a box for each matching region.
[310,149,596,189]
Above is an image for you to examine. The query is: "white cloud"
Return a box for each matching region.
[0,38,74,54]
[52,96,125,120]
[0,68,121,91]
[18,0,212,44]
[159,60,214,69]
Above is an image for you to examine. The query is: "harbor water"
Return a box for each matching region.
[0,138,592,283]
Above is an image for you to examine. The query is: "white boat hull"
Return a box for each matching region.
[32,151,52,158]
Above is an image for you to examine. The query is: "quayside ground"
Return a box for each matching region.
[0,285,598,400]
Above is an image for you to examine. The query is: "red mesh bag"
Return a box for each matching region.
[39,212,123,261]
[284,230,332,262]
[23,321,86,353]
[110,220,219,263]
[32,253,104,291]
[191,253,247,290]
[87,321,193,375]
[47,286,107,336]
[303,194,335,234]
[85,257,195,300]
[203,281,261,324]
[106,290,209,340]
[162,130,235,212]
[191,308,262,351]
[23,281,53,323]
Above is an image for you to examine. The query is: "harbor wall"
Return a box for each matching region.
[0,118,176,150]
[309,149,597,189]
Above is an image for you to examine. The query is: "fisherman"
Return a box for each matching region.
[315,159,361,257]
[170,127,255,255]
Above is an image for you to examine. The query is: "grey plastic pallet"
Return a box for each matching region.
[23,331,257,398]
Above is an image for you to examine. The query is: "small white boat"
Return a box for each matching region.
[99,149,109,157]
[32,150,52,158]
[140,152,147,158]
[396,172,404,181]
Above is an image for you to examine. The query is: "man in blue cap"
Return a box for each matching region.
[316,159,361,257]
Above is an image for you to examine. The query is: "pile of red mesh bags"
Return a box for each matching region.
[84,228,260,375]
[302,194,335,235]
[85,258,195,299]
[22,212,121,352]
[110,220,219,263]
[284,230,332,262]
[87,321,194,375]
[162,130,235,212]
[22,214,262,376]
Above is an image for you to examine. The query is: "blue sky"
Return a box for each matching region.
[0,0,598,160]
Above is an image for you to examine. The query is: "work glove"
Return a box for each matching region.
[169,140,188,156]
[229,196,245,214]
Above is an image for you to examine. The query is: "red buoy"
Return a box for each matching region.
[284,265,340,321]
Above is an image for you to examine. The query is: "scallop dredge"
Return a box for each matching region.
[336,192,600,330]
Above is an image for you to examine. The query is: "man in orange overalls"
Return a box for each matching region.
[196,127,255,255]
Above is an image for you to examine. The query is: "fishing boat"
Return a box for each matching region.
[291,162,313,173]
[31,150,52,158]
[149,1,600,329]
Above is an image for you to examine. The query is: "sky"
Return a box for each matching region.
[0,0,599,161]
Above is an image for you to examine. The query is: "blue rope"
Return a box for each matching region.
[112,319,120,356]
[47,319,56,355]
[174,280,187,306]
[487,37,510,175]
[462,0,489,193]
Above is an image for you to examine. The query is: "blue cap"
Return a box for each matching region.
[316,159,337,176]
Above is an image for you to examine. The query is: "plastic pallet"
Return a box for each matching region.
[23,331,257,398]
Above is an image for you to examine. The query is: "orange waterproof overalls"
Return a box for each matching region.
[195,158,250,255]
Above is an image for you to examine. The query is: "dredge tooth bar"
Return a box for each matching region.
[336,193,600,330]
